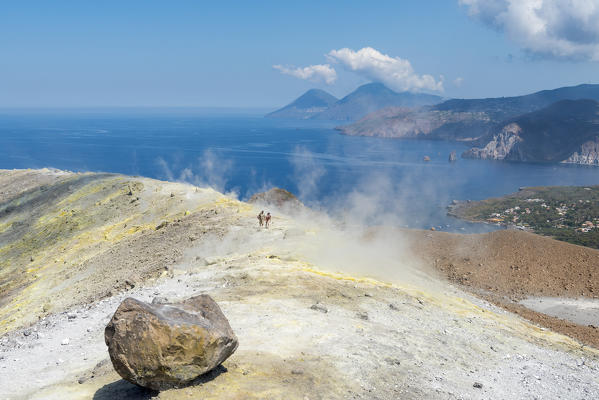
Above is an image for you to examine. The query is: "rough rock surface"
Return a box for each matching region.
[462,123,522,160]
[104,295,238,390]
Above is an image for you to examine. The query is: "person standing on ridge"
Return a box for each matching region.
[257,210,264,227]
[265,212,272,228]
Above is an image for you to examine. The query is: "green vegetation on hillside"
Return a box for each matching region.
[448,186,599,249]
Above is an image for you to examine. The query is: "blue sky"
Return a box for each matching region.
[1,0,598,108]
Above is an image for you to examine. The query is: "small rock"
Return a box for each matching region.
[356,312,369,320]
[388,303,400,311]
[151,296,170,305]
[384,358,401,366]
[155,221,168,230]
[61,338,70,346]
[310,303,328,314]
[67,313,77,320]
[23,330,31,337]
[473,382,483,389]
[78,376,89,384]
[291,369,304,375]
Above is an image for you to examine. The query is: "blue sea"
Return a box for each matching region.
[2,109,598,233]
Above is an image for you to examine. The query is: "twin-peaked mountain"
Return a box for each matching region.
[266,83,443,121]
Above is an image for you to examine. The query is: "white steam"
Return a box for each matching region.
[157,149,236,197]
[289,146,326,202]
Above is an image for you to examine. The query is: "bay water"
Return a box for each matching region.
[2,110,598,233]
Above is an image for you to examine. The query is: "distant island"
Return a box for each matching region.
[335,83,599,166]
[266,82,443,121]
[448,185,599,249]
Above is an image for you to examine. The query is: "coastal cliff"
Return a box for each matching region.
[561,137,599,166]
[462,123,522,160]
[462,99,599,165]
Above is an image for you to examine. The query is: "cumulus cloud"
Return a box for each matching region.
[326,47,444,92]
[273,64,337,84]
[460,0,599,61]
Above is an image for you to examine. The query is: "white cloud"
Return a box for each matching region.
[273,64,337,84]
[326,47,444,92]
[460,0,599,61]
[454,77,464,87]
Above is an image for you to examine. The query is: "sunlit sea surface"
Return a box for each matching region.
[2,110,598,233]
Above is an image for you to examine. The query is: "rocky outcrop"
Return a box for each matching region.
[105,295,238,390]
[337,107,492,140]
[561,137,599,166]
[248,188,304,212]
[462,123,522,160]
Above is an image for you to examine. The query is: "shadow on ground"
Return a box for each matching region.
[93,366,227,399]
[93,380,156,400]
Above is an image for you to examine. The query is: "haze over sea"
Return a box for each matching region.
[2,109,598,233]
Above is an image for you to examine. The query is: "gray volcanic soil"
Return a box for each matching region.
[520,297,599,327]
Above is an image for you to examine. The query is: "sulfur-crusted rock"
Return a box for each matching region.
[104,295,238,390]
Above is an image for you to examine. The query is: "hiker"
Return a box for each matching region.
[265,212,271,228]
[257,210,264,227]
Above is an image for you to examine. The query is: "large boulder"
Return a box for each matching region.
[104,295,238,390]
